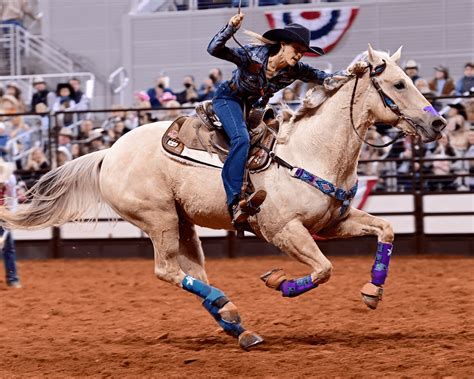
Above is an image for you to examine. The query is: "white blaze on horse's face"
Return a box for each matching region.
[366,44,447,143]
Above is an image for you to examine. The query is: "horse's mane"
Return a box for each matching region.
[277,51,380,144]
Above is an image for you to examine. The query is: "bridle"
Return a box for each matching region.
[349,60,421,148]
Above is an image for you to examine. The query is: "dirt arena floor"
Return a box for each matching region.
[0,255,472,378]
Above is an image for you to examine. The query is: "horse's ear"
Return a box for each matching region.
[391,46,403,65]
[367,43,376,62]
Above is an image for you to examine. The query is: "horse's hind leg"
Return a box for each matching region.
[317,208,394,310]
[147,209,263,349]
[177,215,208,283]
[261,219,333,297]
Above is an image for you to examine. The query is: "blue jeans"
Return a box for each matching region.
[1,227,19,284]
[212,82,250,207]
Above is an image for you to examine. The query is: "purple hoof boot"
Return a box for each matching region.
[280,274,317,297]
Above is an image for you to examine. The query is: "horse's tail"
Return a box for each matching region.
[0,150,108,230]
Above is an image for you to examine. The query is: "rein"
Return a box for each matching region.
[349,61,407,148]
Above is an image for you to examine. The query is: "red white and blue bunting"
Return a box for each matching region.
[265,7,359,56]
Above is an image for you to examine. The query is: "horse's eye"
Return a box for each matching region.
[394,81,406,90]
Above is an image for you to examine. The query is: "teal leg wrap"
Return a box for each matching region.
[182,275,245,337]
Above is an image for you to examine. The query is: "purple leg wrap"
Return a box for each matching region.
[371,242,393,286]
[279,274,317,297]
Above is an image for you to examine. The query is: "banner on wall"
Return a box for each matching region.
[265,7,359,56]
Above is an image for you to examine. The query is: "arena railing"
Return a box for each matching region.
[5,99,473,257]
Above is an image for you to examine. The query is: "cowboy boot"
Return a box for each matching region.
[232,189,267,225]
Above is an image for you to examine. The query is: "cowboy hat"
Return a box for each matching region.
[32,76,46,85]
[0,158,15,183]
[262,23,325,56]
[404,60,419,70]
[58,127,73,138]
[88,129,104,142]
[448,102,467,119]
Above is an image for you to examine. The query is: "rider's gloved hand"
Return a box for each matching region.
[348,61,368,76]
[229,13,244,29]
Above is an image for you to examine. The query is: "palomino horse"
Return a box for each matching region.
[0,46,445,349]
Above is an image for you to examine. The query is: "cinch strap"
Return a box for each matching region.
[290,167,358,216]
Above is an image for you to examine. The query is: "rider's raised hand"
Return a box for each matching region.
[229,13,244,29]
[348,61,368,76]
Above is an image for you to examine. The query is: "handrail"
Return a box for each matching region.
[108,67,130,105]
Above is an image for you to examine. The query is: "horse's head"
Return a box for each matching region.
[352,44,446,143]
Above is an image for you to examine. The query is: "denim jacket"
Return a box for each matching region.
[208,23,333,104]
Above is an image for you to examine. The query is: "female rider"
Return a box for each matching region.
[208,13,337,224]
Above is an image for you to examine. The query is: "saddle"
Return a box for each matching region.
[162,100,279,173]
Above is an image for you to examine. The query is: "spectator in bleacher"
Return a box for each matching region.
[8,105,29,138]
[0,122,9,159]
[57,127,73,154]
[132,91,153,127]
[176,75,199,105]
[147,76,174,109]
[71,143,84,159]
[77,119,94,141]
[52,83,76,126]
[158,90,177,106]
[106,120,127,146]
[30,76,55,112]
[428,65,455,96]
[466,130,474,189]
[0,0,38,30]
[209,67,224,87]
[24,146,49,171]
[87,129,107,153]
[56,146,72,167]
[23,146,49,187]
[5,82,26,112]
[415,78,443,114]
[160,100,184,121]
[101,105,133,135]
[403,60,422,85]
[455,62,474,95]
[0,158,21,288]
[69,77,89,111]
[358,129,387,177]
[198,78,215,101]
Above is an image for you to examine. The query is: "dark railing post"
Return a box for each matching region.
[227,231,236,258]
[52,226,61,259]
[414,137,425,255]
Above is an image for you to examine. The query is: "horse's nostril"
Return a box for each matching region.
[431,118,447,131]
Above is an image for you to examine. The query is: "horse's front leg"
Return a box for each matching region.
[261,219,333,297]
[317,208,394,310]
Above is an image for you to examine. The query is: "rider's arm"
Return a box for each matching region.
[296,62,334,84]
[207,18,247,66]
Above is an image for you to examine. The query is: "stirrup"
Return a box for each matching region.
[239,189,267,215]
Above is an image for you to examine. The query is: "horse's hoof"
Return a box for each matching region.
[360,282,383,310]
[260,268,287,290]
[238,331,264,350]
